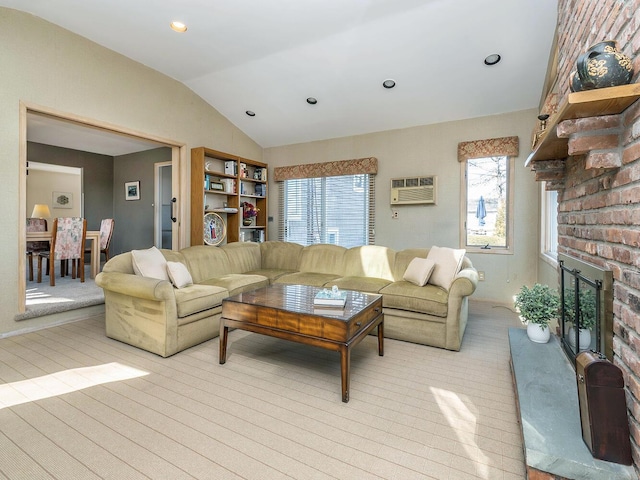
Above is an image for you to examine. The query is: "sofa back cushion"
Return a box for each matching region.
[181,245,232,284]
[343,246,395,281]
[392,248,429,281]
[221,242,262,273]
[298,244,346,275]
[260,241,303,271]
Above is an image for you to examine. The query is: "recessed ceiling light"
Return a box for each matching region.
[170,21,187,33]
[484,54,501,66]
[245,110,255,117]
[306,97,318,105]
[382,79,396,89]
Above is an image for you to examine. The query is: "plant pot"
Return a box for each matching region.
[243,218,253,226]
[568,326,591,351]
[526,323,550,344]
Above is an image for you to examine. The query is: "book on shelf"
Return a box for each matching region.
[224,161,237,176]
[313,289,347,307]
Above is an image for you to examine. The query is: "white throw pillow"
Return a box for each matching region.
[403,258,436,287]
[166,261,193,289]
[426,246,466,290]
[131,246,169,281]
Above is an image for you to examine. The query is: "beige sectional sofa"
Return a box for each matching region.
[95,241,478,357]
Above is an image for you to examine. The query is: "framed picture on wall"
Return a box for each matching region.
[125,181,140,201]
[52,191,73,209]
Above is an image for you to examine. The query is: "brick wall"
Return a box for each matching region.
[553,0,640,472]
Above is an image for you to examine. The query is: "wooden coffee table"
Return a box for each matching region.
[219,284,384,402]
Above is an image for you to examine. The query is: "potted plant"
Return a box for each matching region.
[563,287,596,350]
[514,283,560,343]
[241,201,259,226]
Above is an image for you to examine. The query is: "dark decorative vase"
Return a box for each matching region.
[243,218,253,226]
[570,40,633,92]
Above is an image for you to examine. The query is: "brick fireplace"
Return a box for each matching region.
[527,0,640,474]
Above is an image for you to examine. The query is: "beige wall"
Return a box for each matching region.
[264,109,541,305]
[27,167,82,219]
[1,6,546,333]
[1,8,261,335]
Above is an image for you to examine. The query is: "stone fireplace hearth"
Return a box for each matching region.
[510,329,635,480]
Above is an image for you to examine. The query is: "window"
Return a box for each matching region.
[280,174,374,247]
[541,184,558,263]
[460,155,514,253]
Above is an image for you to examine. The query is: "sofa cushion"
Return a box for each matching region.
[167,261,194,288]
[245,268,297,283]
[342,246,395,281]
[403,258,435,286]
[131,246,169,281]
[379,281,449,317]
[392,248,430,281]
[260,241,304,271]
[200,274,269,296]
[222,242,262,273]
[426,246,466,290]
[181,245,233,284]
[328,276,392,293]
[275,271,342,287]
[298,244,346,275]
[174,284,228,318]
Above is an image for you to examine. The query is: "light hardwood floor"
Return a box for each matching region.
[0,301,525,480]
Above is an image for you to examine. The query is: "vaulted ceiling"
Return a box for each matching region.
[4,0,558,149]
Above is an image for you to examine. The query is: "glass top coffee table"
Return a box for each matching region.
[219,284,384,402]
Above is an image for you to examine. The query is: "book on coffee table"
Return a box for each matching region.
[313,306,346,316]
[314,289,347,307]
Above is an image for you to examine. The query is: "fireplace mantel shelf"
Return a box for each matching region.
[525,83,640,167]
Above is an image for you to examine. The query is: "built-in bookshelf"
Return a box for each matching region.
[190,147,267,245]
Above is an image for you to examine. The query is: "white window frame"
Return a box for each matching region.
[540,183,558,267]
[279,174,375,246]
[459,155,515,254]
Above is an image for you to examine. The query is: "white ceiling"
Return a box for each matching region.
[6,0,558,151]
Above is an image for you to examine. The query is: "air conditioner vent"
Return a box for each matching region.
[390,176,437,205]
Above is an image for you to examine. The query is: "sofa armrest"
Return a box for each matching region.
[95,271,175,302]
[443,267,478,351]
[449,267,478,298]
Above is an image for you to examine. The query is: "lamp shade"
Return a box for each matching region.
[31,204,51,218]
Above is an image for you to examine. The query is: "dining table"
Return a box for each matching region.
[26,230,101,279]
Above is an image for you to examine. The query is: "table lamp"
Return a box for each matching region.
[31,204,51,219]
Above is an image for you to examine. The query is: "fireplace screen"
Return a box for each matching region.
[559,254,613,366]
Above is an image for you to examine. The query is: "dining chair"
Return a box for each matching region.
[85,218,115,264]
[37,217,87,286]
[26,218,49,281]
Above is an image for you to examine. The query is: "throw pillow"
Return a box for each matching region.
[426,246,466,290]
[166,261,193,289]
[403,257,436,287]
[131,246,169,281]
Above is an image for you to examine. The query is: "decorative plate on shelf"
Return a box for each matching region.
[203,212,226,246]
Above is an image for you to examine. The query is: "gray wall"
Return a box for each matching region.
[113,148,171,255]
[27,142,114,232]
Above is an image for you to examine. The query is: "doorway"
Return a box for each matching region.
[18,102,187,315]
[155,161,173,249]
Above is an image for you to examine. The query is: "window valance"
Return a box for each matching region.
[273,157,377,181]
[457,136,519,162]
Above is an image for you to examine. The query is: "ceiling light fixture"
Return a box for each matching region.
[306,97,318,105]
[170,21,188,33]
[245,110,255,117]
[382,79,396,89]
[484,53,501,66]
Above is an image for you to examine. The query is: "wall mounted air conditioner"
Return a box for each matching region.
[390,176,437,205]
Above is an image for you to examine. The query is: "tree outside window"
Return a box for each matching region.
[462,155,514,253]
